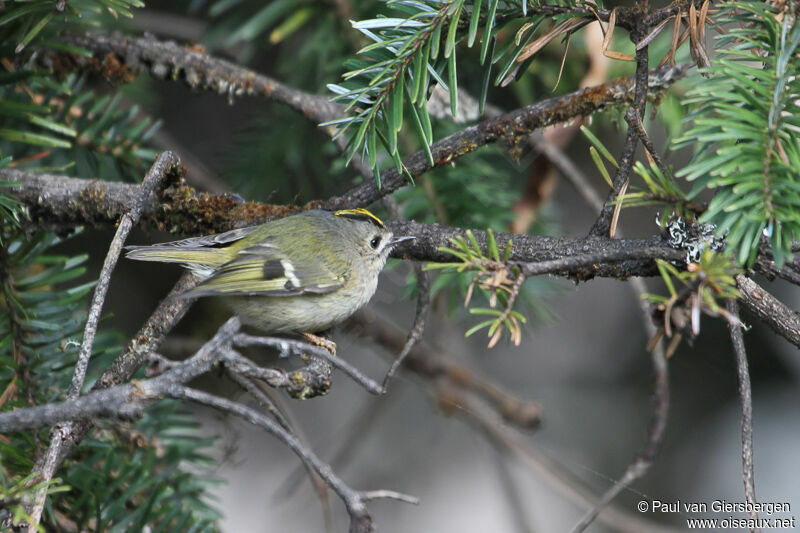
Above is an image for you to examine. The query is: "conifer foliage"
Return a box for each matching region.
[0,0,797,531]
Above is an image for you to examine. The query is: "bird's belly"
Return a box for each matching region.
[226,284,374,334]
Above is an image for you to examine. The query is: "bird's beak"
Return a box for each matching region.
[389,236,415,247]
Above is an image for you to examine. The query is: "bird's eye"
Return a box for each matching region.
[370,236,382,249]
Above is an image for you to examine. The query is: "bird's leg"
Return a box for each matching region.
[301,332,337,356]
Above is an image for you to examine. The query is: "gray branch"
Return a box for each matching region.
[37,32,342,125]
[25,151,181,530]
[2,169,686,279]
[70,152,178,398]
[391,220,684,279]
[40,271,200,485]
[0,317,417,533]
[736,275,800,349]
[1,317,241,433]
[726,300,760,532]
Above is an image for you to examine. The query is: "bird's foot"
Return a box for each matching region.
[301,332,337,356]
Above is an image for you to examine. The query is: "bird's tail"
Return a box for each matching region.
[125,245,226,269]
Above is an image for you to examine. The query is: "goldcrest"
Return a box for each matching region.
[126,208,413,334]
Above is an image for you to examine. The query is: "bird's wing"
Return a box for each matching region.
[183,242,346,298]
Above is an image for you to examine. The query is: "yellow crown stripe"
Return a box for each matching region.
[334,208,384,227]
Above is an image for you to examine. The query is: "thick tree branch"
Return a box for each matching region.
[509,2,700,30]
[391,220,684,278]
[2,316,244,432]
[517,246,682,277]
[736,275,800,349]
[40,33,342,125]
[3,169,685,278]
[0,166,300,237]
[2,60,688,237]
[31,30,690,219]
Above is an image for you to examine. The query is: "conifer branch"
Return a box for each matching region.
[1,317,417,533]
[2,167,687,278]
[330,64,689,209]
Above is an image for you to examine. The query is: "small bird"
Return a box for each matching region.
[126,208,413,347]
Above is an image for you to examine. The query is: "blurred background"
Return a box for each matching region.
[47,0,800,531]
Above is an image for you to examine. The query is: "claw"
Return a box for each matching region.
[301,332,337,356]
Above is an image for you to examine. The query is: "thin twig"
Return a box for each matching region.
[351,311,542,431]
[225,370,334,531]
[278,397,397,497]
[25,151,180,530]
[218,349,295,389]
[493,451,536,533]
[379,195,432,391]
[726,300,759,532]
[169,386,418,533]
[624,107,670,179]
[588,9,652,238]
[359,490,420,504]
[29,271,198,490]
[382,267,431,392]
[570,340,668,532]
[561,138,672,532]
[435,384,672,533]
[69,151,178,398]
[553,19,673,528]
[225,371,293,431]
[570,276,669,533]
